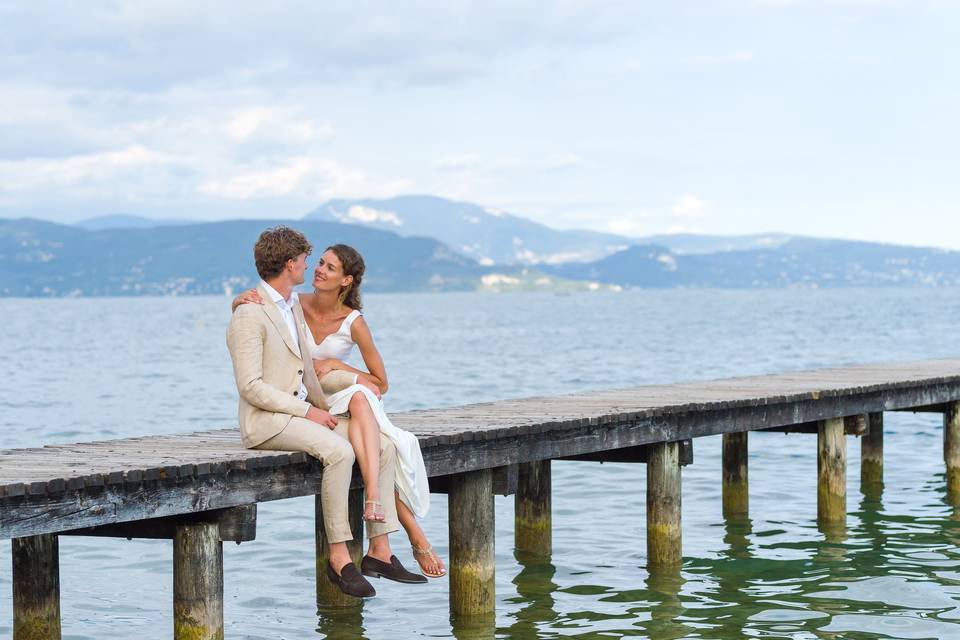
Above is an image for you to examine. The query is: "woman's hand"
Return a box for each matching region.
[313,358,342,378]
[232,288,263,312]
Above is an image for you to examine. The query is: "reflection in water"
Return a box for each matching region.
[641,568,690,640]
[316,606,366,640]
[451,613,496,640]
[502,550,559,637]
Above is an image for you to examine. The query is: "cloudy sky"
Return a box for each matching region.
[1,1,958,247]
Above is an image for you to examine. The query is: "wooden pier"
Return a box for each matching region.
[3,358,960,638]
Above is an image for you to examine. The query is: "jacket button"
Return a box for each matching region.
[292,390,298,395]
[298,370,303,375]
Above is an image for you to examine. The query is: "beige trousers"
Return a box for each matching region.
[255,415,401,543]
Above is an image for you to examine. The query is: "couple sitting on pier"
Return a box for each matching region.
[226,226,444,598]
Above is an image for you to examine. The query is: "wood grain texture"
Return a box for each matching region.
[861,412,884,495]
[12,534,60,640]
[818,418,847,525]
[315,488,364,608]
[173,522,223,640]
[449,469,495,617]
[722,432,748,518]
[647,442,682,568]
[946,403,960,505]
[4,358,960,538]
[515,460,551,555]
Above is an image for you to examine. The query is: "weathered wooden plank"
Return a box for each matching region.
[61,505,256,543]
[559,440,693,465]
[4,359,960,538]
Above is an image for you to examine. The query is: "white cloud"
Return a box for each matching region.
[196,157,413,201]
[672,194,707,218]
[0,145,176,192]
[223,107,333,144]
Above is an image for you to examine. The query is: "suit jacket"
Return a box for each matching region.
[226,283,354,448]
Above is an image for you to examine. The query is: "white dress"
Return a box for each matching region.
[305,310,430,518]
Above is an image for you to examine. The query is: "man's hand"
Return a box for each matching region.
[313,358,341,378]
[306,406,338,428]
[358,377,382,400]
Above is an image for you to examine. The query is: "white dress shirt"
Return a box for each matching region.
[261,280,308,401]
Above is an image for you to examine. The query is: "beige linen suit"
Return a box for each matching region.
[226,283,399,542]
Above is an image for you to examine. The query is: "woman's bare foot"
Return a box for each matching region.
[363,498,385,522]
[411,543,446,578]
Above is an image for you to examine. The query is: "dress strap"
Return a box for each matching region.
[341,309,362,334]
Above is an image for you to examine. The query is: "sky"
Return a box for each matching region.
[1,1,958,247]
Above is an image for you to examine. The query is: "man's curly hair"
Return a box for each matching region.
[254,226,312,280]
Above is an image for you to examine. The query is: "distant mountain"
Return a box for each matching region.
[635,233,795,255]
[0,218,484,296]
[303,194,631,265]
[543,238,960,288]
[75,214,196,230]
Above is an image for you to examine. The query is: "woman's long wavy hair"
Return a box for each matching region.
[326,244,365,311]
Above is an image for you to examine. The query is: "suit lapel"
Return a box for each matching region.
[293,300,325,406]
[257,284,302,359]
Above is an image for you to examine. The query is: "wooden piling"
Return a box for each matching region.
[946,402,960,504]
[647,441,682,568]
[12,534,60,640]
[315,487,364,608]
[817,418,846,526]
[449,468,495,617]
[861,412,883,493]
[722,432,749,518]
[515,460,551,555]
[173,522,223,640]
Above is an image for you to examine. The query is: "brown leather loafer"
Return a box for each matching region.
[327,560,376,597]
[361,554,428,584]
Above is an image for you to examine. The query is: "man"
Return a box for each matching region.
[226,226,420,598]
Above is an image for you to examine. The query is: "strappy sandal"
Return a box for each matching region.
[363,499,385,523]
[412,544,447,578]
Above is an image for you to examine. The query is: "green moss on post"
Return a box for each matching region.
[818,418,847,526]
[946,403,960,505]
[515,460,551,555]
[722,432,749,518]
[449,468,495,618]
[861,412,883,496]
[12,534,60,640]
[173,522,223,640]
[316,487,365,609]
[647,441,682,568]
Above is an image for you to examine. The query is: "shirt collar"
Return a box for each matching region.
[260,280,298,308]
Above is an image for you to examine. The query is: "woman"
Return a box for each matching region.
[233,244,446,578]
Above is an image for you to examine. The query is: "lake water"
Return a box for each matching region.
[3,288,960,639]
